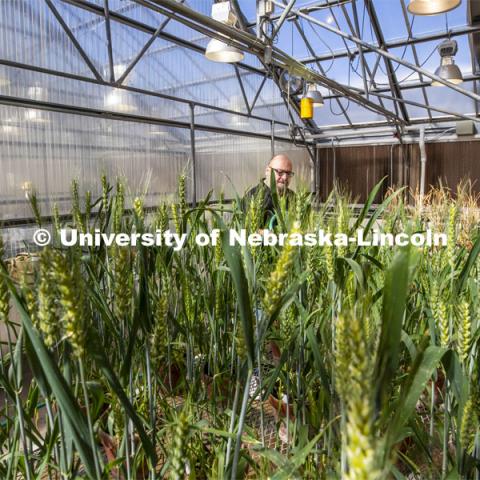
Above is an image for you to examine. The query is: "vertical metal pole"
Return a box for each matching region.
[104,0,115,83]
[419,127,426,209]
[332,138,337,185]
[271,120,275,158]
[189,103,196,207]
[315,145,320,201]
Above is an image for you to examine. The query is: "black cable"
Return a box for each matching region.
[356,42,437,87]
[329,65,351,116]
[373,15,415,78]
[301,18,336,74]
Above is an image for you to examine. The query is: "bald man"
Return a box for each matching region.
[243,154,295,226]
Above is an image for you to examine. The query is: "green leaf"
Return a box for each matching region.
[215,223,255,367]
[1,262,98,479]
[352,186,405,260]
[401,330,417,361]
[393,345,446,431]
[352,176,386,232]
[88,340,157,466]
[306,326,331,394]
[442,350,468,411]
[375,248,414,409]
[456,232,480,294]
[340,257,364,290]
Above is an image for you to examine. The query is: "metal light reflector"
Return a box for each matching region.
[205,38,244,63]
[407,0,461,15]
[304,84,324,107]
[432,60,463,85]
[432,39,463,85]
[205,2,244,63]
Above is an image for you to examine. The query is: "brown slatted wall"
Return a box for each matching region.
[317,140,480,202]
[425,142,480,193]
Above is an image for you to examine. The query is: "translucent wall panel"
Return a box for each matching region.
[274,141,313,192]
[193,107,274,136]
[1,65,190,121]
[0,106,189,221]
[194,133,310,200]
[0,0,97,77]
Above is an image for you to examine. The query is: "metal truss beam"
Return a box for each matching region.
[293,18,353,126]
[272,0,320,134]
[399,0,432,122]
[5,53,472,133]
[115,8,175,85]
[336,4,394,127]
[363,0,410,123]
[115,0,184,85]
[299,24,480,65]
[63,0,270,120]
[328,74,480,97]
[247,0,352,27]
[313,115,479,133]
[45,0,103,81]
[60,0,266,77]
[0,95,300,144]
[234,65,251,113]
[348,2,369,100]
[270,1,480,104]
[103,0,115,82]
[348,87,480,124]
[249,76,268,114]
[139,0,404,126]
[264,73,480,119]
[0,59,289,127]
[321,3,397,130]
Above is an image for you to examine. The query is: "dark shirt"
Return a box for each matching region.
[243,180,294,227]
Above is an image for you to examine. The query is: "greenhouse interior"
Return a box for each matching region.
[1,0,480,478]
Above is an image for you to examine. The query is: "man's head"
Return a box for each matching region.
[265,154,294,194]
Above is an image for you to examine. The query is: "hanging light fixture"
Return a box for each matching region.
[431,39,463,85]
[304,83,324,108]
[205,2,244,63]
[407,0,461,15]
[206,39,244,63]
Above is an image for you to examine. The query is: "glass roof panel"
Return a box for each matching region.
[0,0,98,77]
[361,0,411,43]
[403,83,476,119]
[0,0,476,134]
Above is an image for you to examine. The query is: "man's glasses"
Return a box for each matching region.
[270,167,295,178]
